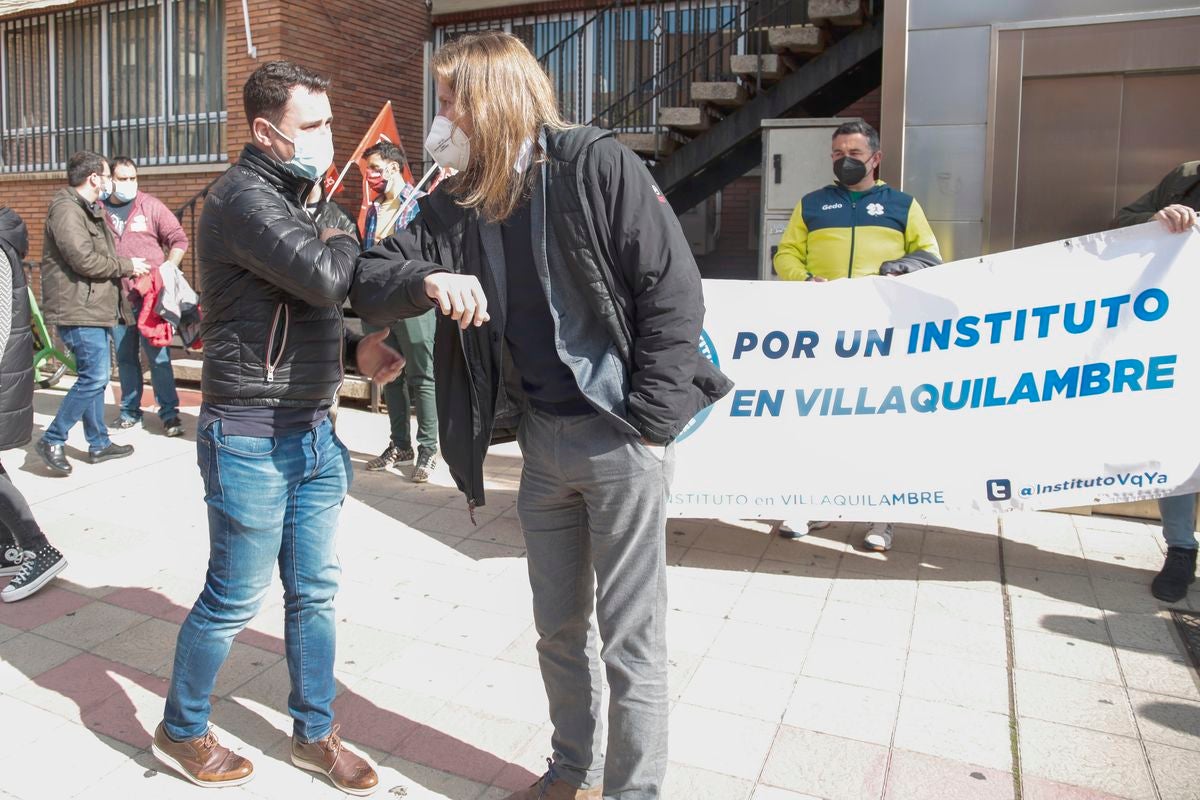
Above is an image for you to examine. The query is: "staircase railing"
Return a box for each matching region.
[589,0,807,134]
[173,171,225,290]
[440,0,807,131]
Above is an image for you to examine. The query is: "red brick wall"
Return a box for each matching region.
[6,0,433,296]
[717,176,759,249]
[839,86,881,131]
[222,0,431,215]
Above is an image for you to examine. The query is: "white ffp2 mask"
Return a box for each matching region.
[424,115,471,172]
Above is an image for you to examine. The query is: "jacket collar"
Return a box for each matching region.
[237,144,315,203]
[833,179,887,198]
[57,186,107,221]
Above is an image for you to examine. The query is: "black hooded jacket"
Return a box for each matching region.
[351,126,733,506]
[0,208,32,450]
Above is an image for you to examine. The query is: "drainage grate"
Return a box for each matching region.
[1170,610,1200,675]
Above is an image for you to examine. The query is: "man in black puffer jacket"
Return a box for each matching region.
[152,61,404,795]
[0,207,68,602]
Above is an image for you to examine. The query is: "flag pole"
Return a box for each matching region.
[392,163,442,229]
[329,159,355,196]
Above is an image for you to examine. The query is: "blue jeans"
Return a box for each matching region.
[1159,493,1198,550]
[164,417,351,742]
[43,325,112,452]
[112,323,179,423]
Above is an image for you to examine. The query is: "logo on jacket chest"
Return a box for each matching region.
[866,202,885,217]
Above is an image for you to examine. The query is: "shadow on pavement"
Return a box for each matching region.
[5,580,535,797]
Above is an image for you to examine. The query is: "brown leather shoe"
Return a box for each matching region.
[151,722,254,787]
[504,761,602,800]
[291,724,379,796]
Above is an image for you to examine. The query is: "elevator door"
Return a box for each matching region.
[1013,70,1200,248]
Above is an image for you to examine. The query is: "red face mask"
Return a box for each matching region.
[366,170,387,194]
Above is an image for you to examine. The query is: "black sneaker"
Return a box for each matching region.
[412,447,438,484]
[88,442,135,464]
[366,442,414,471]
[0,545,29,577]
[36,439,72,475]
[163,418,185,438]
[113,415,142,429]
[1,544,67,602]
[1151,546,1197,603]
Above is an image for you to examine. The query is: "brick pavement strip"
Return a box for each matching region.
[0,398,1195,798]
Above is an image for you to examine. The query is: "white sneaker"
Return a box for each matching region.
[863,522,894,552]
[778,520,831,539]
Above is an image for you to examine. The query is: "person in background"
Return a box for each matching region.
[37,151,147,476]
[104,156,188,437]
[773,120,941,552]
[359,141,439,482]
[1113,160,1200,602]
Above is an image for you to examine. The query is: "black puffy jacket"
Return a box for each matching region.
[311,197,360,243]
[0,208,32,451]
[198,146,360,407]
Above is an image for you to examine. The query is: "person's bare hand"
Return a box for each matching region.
[356,329,405,387]
[130,257,150,276]
[424,272,490,329]
[320,227,347,242]
[809,275,828,283]
[1153,204,1198,234]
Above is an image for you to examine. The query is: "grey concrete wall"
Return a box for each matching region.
[900,0,1197,259]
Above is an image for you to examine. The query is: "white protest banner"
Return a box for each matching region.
[669,223,1200,521]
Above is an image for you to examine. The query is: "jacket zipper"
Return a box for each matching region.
[264,303,289,383]
[458,325,482,522]
[846,190,858,279]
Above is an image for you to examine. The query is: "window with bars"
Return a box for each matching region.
[0,0,225,173]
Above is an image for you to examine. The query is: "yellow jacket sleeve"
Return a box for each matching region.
[774,201,810,281]
[904,199,941,260]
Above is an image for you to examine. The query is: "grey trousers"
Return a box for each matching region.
[517,408,674,799]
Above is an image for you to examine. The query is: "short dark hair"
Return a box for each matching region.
[242,60,330,126]
[110,156,137,174]
[67,151,108,187]
[832,120,880,153]
[363,141,406,170]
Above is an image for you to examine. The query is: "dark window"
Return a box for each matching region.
[0,0,226,173]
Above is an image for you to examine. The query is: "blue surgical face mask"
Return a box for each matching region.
[269,121,335,182]
[96,175,113,202]
[113,182,137,204]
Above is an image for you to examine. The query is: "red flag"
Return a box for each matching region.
[322,164,342,196]
[332,102,415,237]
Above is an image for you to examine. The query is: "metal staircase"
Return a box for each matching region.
[563,0,884,213]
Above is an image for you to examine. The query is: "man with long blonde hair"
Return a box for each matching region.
[353,31,732,799]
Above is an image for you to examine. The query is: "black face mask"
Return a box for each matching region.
[834,156,871,186]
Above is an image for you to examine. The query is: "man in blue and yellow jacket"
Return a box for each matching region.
[774,120,941,552]
[775,120,940,283]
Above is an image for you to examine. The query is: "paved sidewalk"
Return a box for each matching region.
[1,387,1198,799]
